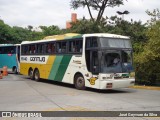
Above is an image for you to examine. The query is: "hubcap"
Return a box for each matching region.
[30,71,33,77]
[77,77,84,86]
[35,72,38,80]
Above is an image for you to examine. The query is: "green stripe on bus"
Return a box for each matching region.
[54,55,72,82]
[48,56,63,80]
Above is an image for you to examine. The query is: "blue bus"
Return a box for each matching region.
[0,44,20,74]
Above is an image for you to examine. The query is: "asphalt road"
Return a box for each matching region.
[0,74,160,120]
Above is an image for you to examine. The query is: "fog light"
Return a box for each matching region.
[106,83,112,89]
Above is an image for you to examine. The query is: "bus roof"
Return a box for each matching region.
[0,44,19,47]
[21,33,130,45]
[21,33,82,45]
[83,33,130,39]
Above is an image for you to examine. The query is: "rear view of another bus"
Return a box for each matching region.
[0,44,20,74]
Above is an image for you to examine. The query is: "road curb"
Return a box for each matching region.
[129,85,160,91]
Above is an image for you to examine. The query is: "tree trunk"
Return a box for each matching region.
[85,0,94,21]
[96,0,108,23]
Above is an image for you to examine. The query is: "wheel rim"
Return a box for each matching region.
[77,77,84,87]
[35,71,39,80]
[30,70,33,78]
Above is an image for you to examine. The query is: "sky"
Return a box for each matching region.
[0,0,159,29]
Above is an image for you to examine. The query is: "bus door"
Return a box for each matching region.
[17,46,20,62]
[85,37,100,75]
[85,50,99,75]
[90,51,99,74]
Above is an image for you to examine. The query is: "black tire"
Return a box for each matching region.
[74,74,85,90]
[13,67,17,74]
[29,69,34,80]
[34,69,40,82]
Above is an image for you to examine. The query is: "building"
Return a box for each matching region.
[66,13,77,29]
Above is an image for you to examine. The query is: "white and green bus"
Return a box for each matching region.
[20,33,135,90]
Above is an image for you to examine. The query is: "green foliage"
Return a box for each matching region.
[68,19,105,33]
[70,0,126,22]
[40,25,61,36]
[0,20,63,43]
[0,20,14,43]
[135,9,160,85]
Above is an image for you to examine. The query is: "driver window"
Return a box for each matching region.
[105,53,120,67]
[92,51,99,74]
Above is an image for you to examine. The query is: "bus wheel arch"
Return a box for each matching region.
[28,68,34,80]
[74,72,86,90]
[34,68,40,82]
[12,66,17,74]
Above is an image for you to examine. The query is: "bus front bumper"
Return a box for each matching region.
[99,79,135,90]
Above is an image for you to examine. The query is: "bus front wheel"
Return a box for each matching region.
[74,74,85,90]
[34,69,40,82]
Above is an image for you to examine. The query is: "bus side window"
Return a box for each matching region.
[76,40,83,52]
[8,47,13,54]
[69,39,82,53]
[86,37,98,48]
[0,47,4,54]
[51,43,55,53]
[69,41,75,52]
[23,46,27,54]
[29,45,35,54]
[56,42,62,53]
[0,48,2,54]
[26,46,29,54]
[4,47,9,54]
[46,43,51,53]
[61,42,67,53]
[37,44,44,54]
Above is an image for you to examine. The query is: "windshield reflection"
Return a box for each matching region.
[101,50,133,73]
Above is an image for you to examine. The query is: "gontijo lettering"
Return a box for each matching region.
[30,57,45,62]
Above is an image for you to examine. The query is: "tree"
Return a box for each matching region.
[0,20,13,43]
[135,9,160,85]
[40,25,61,36]
[27,25,33,31]
[69,19,106,33]
[70,0,126,23]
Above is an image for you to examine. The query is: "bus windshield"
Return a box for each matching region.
[101,50,133,73]
[99,37,132,48]
[0,46,16,54]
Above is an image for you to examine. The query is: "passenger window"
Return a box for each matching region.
[46,43,52,53]
[29,45,36,54]
[23,46,29,54]
[51,43,56,53]
[69,40,83,53]
[0,48,2,54]
[69,41,76,52]
[56,42,62,53]
[61,42,67,53]
[76,40,83,52]
[86,37,98,48]
[56,42,67,53]
[38,44,45,54]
